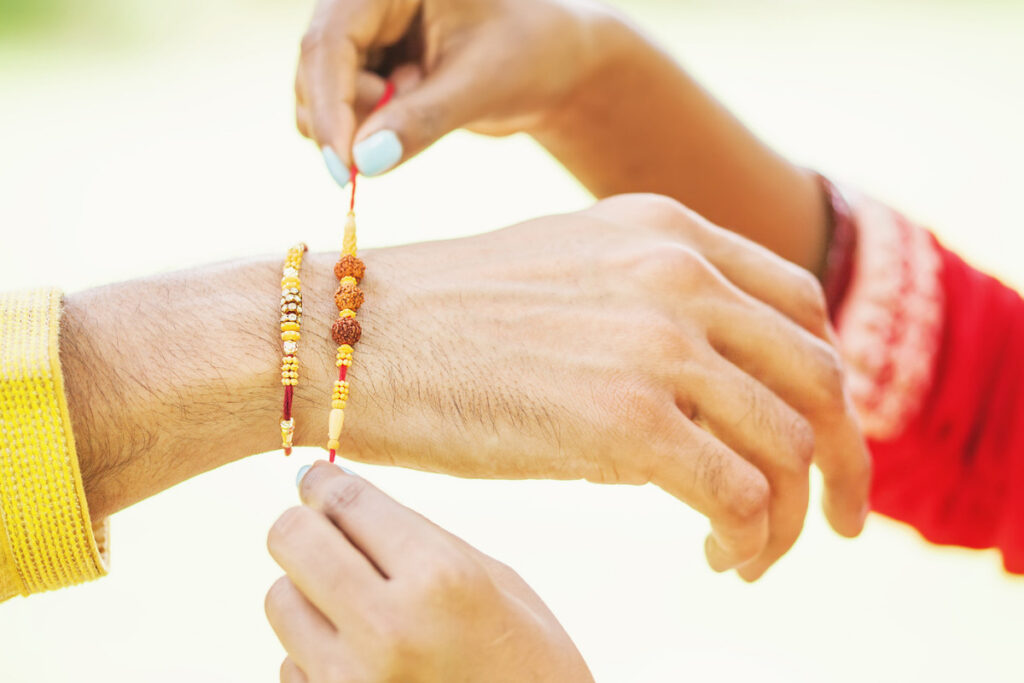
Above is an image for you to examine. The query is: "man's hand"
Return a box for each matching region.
[265,462,594,683]
[295,0,618,179]
[65,194,866,579]
[299,194,869,580]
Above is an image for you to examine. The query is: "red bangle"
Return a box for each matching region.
[817,174,858,323]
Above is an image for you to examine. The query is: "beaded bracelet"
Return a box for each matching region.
[279,243,308,455]
[325,214,364,462]
[320,81,393,463]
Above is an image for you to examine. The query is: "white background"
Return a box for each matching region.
[1,1,1022,681]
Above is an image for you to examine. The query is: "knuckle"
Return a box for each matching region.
[264,576,292,621]
[807,343,848,410]
[320,476,368,517]
[726,473,771,526]
[633,193,690,226]
[782,413,816,471]
[610,378,671,438]
[796,271,829,325]
[313,660,350,683]
[422,550,490,600]
[299,27,326,55]
[267,506,312,555]
[630,243,711,291]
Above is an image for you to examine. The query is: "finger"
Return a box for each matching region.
[265,576,335,669]
[296,104,312,139]
[351,48,489,176]
[299,461,454,578]
[295,67,312,139]
[299,0,419,173]
[687,215,833,340]
[280,658,308,683]
[704,292,870,539]
[352,70,392,122]
[267,505,382,624]
[298,0,366,168]
[648,417,771,571]
[678,350,815,581]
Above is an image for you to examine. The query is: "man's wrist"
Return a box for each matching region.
[62,258,292,517]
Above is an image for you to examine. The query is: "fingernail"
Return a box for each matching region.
[321,147,350,188]
[296,464,312,488]
[352,130,402,177]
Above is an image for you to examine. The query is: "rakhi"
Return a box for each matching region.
[279,242,308,455]
[323,81,395,463]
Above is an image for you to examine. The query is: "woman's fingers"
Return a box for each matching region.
[297,0,421,179]
[265,576,335,672]
[280,658,308,683]
[351,48,488,177]
[678,353,815,580]
[266,505,382,624]
[704,290,871,540]
[647,417,771,570]
[298,461,450,579]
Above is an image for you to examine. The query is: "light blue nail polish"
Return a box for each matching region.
[321,147,350,188]
[296,464,312,488]
[352,130,402,177]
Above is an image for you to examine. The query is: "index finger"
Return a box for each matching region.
[298,461,446,578]
[298,17,360,167]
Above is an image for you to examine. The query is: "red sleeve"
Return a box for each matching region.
[828,184,1024,572]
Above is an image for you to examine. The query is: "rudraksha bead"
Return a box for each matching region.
[331,317,362,346]
[334,282,365,311]
[334,255,366,281]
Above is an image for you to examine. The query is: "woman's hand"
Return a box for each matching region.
[295,0,620,181]
[266,462,594,683]
[296,194,870,580]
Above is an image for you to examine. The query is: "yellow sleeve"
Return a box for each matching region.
[0,288,108,602]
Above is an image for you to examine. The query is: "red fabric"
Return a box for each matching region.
[868,238,1024,572]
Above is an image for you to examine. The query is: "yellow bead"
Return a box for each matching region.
[281,322,301,332]
[281,277,301,289]
[328,408,345,440]
[342,213,357,256]
[338,309,356,319]
[331,399,346,409]
[340,276,358,287]
[282,331,300,341]
[327,439,340,451]
[338,344,354,355]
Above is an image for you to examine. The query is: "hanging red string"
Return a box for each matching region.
[329,80,394,464]
[347,80,396,214]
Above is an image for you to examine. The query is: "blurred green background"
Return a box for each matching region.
[1,1,1022,682]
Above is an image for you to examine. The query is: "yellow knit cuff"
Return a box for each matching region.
[0,288,108,601]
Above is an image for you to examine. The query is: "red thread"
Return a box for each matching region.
[283,385,294,415]
[348,81,396,213]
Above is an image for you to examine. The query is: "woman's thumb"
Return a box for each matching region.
[351,61,479,176]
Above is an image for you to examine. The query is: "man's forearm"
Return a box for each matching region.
[60,254,365,518]
[531,18,828,273]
